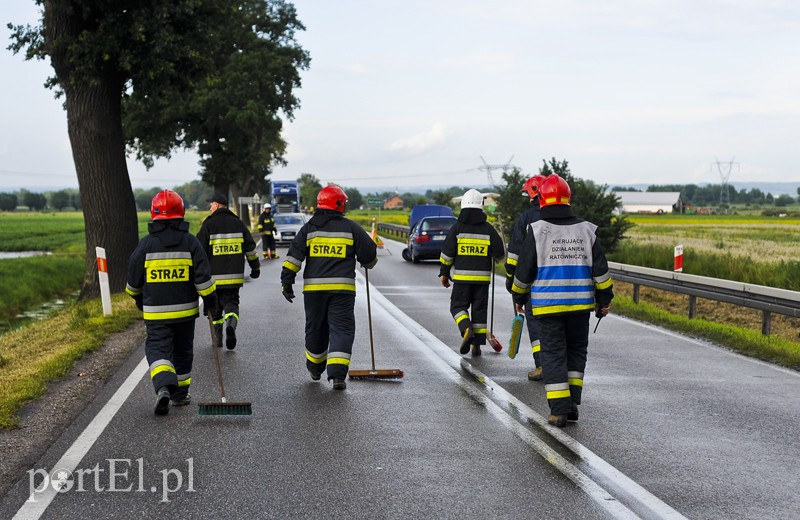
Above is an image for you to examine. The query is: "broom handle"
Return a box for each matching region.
[208,314,227,401]
[364,267,377,371]
[490,261,496,334]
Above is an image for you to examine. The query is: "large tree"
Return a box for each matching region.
[125,0,309,213]
[8,1,220,298]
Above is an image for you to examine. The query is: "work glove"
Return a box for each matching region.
[211,305,223,323]
[250,268,260,279]
[203,294,221,320]
[281,284,295,303]
[133,295,143,312]
[439,275,451,288]
[505,276,514,294]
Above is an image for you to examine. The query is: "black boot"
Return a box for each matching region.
[213,324,223,348]
[154,387,171,416]
[225,316,237,350]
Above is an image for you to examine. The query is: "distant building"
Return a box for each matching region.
[613,192,683,215]
[383,195,404,210]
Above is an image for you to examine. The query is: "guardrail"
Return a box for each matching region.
[377,222,407,239]
[608,261,800,335]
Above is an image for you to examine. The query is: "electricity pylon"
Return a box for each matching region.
[712,157,739,207]
[478,155,516,187]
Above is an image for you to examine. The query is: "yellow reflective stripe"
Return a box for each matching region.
[197,283,216,297]
[455,314,469,325]
[212,317,225,325]
[531,340,540,353]
[306,352,328,364]
[178,378,192,387]
[125,287,141,296]
[151,365,176,378]
[595,277,613,290]
[568,378,584,387]
[474,327,487,334]
[532,303,594,316]
[304,284,355,292]
[283,261,300,272]
[246,253,259,261]
[306,237,354,246]
[216,278,245,286]
[506,257,518,267]
[144,258,192,268]
[458,237,490,245]
[143,308,200,321]
[547,389,571,400]
[512,283,528,294]
[440,256,453,266]
[453,274,491,282]
[327,357,351,366]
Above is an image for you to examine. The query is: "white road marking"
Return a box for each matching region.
[14,357,148,520]
[359,272,688,520]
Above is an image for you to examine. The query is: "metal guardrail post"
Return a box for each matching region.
[762,311,772,336]
[688,295,697,319]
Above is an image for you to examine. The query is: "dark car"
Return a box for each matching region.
[403,215,458,263]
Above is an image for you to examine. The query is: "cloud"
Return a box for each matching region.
[388,123,448,155]
[342,63,371,75]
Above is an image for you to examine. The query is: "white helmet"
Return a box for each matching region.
[264,203,272,210]
[460,189,484,210]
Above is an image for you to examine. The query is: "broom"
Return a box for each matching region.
[349,267,404,380]
[198,314,252,415]
[487,261,503,352]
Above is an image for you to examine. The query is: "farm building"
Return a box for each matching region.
[383,195,404,210]
[613,192,683,214]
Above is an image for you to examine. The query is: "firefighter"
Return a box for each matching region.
[280,185,377,390]
[439,189,505,357]
[126,190,221,415]
[510,175,613,427]
[505,174,547,381]
[257,203,278,259]
[196,193,261,350]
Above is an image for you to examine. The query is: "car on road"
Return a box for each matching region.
[402,215,458,263]
[274,212,308,246]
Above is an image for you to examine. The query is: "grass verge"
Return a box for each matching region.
[613,295,800,371]
[0,293,141,429]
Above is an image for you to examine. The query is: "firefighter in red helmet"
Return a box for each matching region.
[505,174,547,381]
[510,175,614,427]
[280,185,378,390]
[126,190,221,415]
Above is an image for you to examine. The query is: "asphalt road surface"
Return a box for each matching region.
[2,237,799,519]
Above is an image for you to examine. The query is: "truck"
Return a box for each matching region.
[270,180,301,214]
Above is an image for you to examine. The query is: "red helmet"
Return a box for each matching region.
[538,174,571,207]
[151,189,185,220]
[521,175,547,199]
[316,185,348,212]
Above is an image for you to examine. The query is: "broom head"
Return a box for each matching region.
[349,369,404,380]
[198,401,252,415]
[488,333,503,352]
[508,314,525,359]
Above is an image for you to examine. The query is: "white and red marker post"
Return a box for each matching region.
[674,244,684,273]
[96,246,112,315]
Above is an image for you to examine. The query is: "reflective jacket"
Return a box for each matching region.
[126,219,216,323]
[257,211,276,235]
[511,205,613,316]
[505,202,540,279]
[196,208,260,289]
[439,208,505,284]
[281,210,378,292]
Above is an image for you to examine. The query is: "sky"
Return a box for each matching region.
[2,0,800,193]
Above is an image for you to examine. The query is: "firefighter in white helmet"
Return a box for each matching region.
[439,189,505,357]
[510,175,613,427]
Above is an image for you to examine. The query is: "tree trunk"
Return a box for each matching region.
[66,81,139,299]
[45,0,139,299]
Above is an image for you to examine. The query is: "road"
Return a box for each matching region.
[2,237,799,519]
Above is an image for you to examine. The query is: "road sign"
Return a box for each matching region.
[367,198,383,207]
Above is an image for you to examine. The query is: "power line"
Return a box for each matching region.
[711,157,739,207]
[476,155,516,187]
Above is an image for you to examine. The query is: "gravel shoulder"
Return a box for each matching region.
[0,321,145,498]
